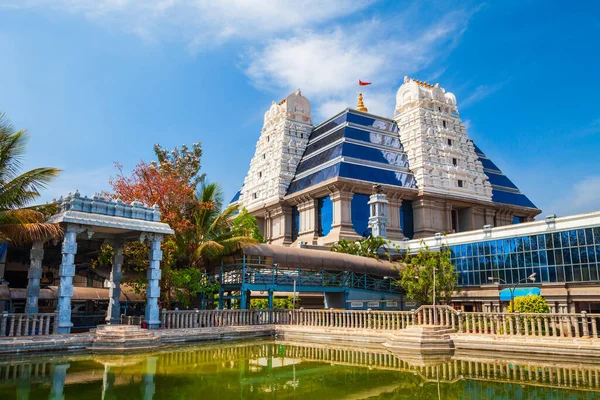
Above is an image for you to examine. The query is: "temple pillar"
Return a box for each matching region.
[296,198,318,245]
[387,197,404,240]
[268,205,293,246]
[56,224,83,334]
[320,190,360,245]
[144,234,163,329]
[106,240,124,324]
[26,241,44,314]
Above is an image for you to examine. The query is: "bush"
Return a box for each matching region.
[507,294,549,313]
[250,295,301,309]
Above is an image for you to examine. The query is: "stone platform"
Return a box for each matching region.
[91,325,161,353]
[383,326,454,355]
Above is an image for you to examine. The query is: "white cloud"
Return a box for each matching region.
[244,8,479,120]
[8,0,372,48]
[547,176,600,216]
[461,79,510,108]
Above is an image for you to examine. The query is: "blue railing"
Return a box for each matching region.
[219,262,400,293]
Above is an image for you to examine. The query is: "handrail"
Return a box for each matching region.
[0,312,58,337]
[159,307,600,339]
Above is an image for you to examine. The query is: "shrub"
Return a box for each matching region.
[507,294,549,313]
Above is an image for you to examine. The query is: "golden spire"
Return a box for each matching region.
[357,93,368,112]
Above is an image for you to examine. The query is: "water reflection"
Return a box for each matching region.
[0,341,599,399]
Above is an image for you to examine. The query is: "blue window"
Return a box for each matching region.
[291,206,300,241]
[512,215,526,224]
[400,200,414,239]
[351,194,371,237]
[318,196,333,237]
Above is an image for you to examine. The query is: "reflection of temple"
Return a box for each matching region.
[1,341,600,398]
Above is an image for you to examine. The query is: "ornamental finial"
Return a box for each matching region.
[357,93,368,112]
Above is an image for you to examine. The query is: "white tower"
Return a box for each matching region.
[368,185,389,238]
[240,89,313,210]
[394,77,492,201]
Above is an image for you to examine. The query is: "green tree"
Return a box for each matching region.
[177,182,259,267]
[399,241,460,305]
[507,294,549,313]
[231,208,264,242]
[331,235,390,259]
[0,113,61,244]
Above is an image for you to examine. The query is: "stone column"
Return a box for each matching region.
[268,205,293,246]
[106,240,125,325]
[296,197,318,245]
[387,197,404,240]
[321,190,360,245]
[56,224,83,334]
[144,234,163,329]
[26,241,44,314]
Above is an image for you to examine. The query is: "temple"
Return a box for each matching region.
[231,77,540,246]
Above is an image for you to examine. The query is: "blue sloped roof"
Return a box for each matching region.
[473,143,537,209]
[286,109,417,195]
[229,189,241,204]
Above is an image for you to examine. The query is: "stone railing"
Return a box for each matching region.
[160,309,294,329]
[0,312,57,337]
[161,308,414,330]
[412,305,457,328]
[291,309,414,330]
[120,315,144,326]
[457,310,600,338]
[160,307,600,339]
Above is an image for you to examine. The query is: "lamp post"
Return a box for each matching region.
[488,273,536,312]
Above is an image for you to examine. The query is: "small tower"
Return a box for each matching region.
[356,93,368,112]
[240,89,312,210]
[368,184,388,238]
[394,77,492,201]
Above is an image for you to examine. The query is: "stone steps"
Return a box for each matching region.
[384,325,455,355]
[91,324,161,353]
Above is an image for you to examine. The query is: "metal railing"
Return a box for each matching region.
[0,312,57,337]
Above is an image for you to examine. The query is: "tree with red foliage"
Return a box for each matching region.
[107,143,203,235]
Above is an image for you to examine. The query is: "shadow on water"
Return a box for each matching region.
[0,340,599,399]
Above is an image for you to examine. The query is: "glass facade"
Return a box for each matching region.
[318,196,333,237]
[351,194,371,237]
[450,227,600,286]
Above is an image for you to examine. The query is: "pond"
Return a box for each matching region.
[0,340,599,399]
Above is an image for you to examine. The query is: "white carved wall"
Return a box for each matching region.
[240,89,313,211]
[394,77,493,202]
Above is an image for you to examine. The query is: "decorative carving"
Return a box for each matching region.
[239,89,313,212]
[55,190,161,222]
[394,78,493,202]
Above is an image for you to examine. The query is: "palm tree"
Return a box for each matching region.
[0,113,61,244]
[177,182,258,268]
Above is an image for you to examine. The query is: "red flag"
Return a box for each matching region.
[359,80,371,86]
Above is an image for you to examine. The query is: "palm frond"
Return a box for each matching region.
[0,222,62,245]
[0,167,61,209]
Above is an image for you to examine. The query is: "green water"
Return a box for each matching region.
[0,340,599,399]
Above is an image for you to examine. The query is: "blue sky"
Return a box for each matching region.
[0,0,599,217]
